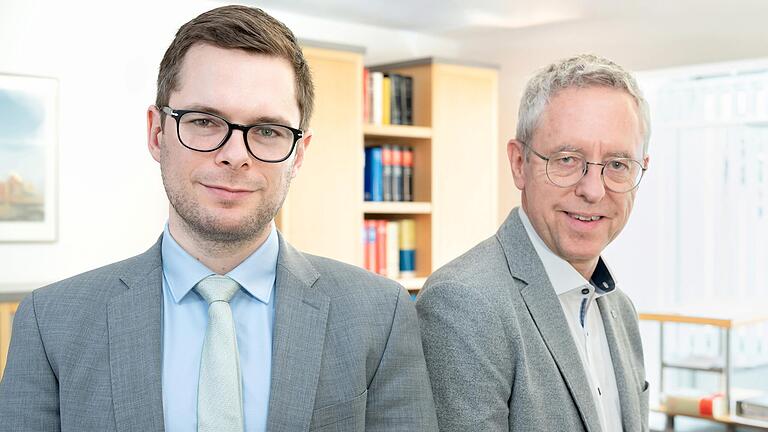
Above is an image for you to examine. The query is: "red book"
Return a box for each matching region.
[364,220,376,272]
[363,68,370,124]
[376,220,387,275]
[402,147,413,201]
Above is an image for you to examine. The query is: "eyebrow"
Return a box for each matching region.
[181,104,296,128]
[553,145,639,160]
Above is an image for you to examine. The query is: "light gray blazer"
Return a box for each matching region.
[416,208,649,432]
[0,234,438,432]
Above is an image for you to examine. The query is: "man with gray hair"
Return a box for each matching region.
[417,54,650,432]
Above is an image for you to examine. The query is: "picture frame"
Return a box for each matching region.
[0,74,58,242]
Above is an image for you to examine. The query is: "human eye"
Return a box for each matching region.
[183,113,223,129]
[552,153,582,167]
[607,159,631,172]
[255,126,289,139]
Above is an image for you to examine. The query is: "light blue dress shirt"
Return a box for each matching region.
[160,224,278,432]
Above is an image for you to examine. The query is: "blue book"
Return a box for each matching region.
[365,146,383,201]
[364,147,373,201]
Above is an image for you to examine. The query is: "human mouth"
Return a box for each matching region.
[201,183,255,199]
[566,212,602,222]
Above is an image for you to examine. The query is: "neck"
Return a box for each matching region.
[168,217,271,275]
[570,257,599,281]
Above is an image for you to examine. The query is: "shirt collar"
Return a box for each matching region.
[161,223,279,305]
[519,207,616,297]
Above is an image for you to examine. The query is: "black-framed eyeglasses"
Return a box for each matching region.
[520,141,647,193]
[160,106,304,163]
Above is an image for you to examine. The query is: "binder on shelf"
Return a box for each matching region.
[390,73,402,125]
[399,219,416,278]
[364,147,383,201]
[376,220,387,275]
[364,220,376,272]
[363,68,371,124]
[403,76,413,125]
[371,71,383,125]
[386,221,400,278]
[391,146,403,202]
[382,74,391,125]
[382,145,393,201]
[402,147,414,202]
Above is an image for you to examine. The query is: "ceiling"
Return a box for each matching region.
[247,0,768,37]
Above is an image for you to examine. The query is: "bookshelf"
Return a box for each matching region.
[364,58,499,291]
[281,45,498,292]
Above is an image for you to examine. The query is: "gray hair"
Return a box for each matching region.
[516,54,650,156]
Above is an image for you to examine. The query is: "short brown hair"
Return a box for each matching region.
[156,5,314,130]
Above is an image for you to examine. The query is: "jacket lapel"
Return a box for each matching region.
[266,234,329,431]
[107,239,165,432]
[498,209,602,432]
[598,295,641,432]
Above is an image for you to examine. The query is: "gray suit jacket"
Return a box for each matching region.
[0,234,438,432]
[416,208,649,432]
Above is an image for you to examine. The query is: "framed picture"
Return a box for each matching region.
[0,74,58,242]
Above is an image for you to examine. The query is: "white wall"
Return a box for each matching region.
[0,0,458,290]
[453,13,768,226]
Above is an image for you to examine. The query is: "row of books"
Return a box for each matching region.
[364,145,414,202]
[364,219,416,279]
[363,69,413,125]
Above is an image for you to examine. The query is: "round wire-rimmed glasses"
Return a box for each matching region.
[161,106,304,163]
[521,141,647,193]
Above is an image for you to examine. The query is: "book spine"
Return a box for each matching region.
[402,147,413,202]
[382,145,392,201]
[370,147,383,201]
[391,73,401,125]
[404,76,413,125]
[371,72,383,125]
[363,67,371,123]
[382,74,391,125]
[386,220,400,278]
[376,220,387,275]
[391,146,403,201]
[399,219,416,277]
[364,220,376,272]
[364,147,372,201]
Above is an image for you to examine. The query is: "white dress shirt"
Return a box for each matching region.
[519,209,623,432]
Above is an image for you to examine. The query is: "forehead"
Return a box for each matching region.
[534,86,643,157]
[172,43,299,124]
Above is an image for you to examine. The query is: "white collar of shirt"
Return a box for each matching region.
[518,208,616,297]
[161,223,279,305]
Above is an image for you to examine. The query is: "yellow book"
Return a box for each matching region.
[382,75,391,125]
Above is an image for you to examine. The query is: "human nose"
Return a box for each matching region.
[574,161,606,203]
[214,128,251,169]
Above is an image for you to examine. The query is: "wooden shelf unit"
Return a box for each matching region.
[280,46,498,293]
[640,309,768,432]
[363,58,499,291]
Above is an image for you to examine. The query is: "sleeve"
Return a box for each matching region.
[364,286,439,431]
[416,281,512,432]
[0,292,61,432]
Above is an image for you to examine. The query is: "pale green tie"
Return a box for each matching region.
[195,275,244,432]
